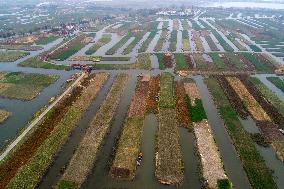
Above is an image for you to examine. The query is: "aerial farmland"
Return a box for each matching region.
[0,0,284,189]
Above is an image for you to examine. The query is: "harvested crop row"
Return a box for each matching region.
[111,77,149,179]
[194,120,227,189]
[226,76,271,122]
[58,74,128,188]
[164,53,174,68]
[205,78,277,189]
[146,76,160,114]
[240,76,284,126]
[156,108,184,185]
[175,81,191,128]
[215,76,249,119]
[184,54,194,69]
[4,73,109,189]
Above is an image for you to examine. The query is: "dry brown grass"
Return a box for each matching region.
[183,82,200,105]
[226,77,271,122]
[194,120,227,188]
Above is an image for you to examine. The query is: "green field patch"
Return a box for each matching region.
[0,51,29,62]
[174,53,188,71]
[19,57,71,70]
[0,72,59,100]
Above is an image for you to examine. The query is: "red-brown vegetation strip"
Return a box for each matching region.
[256,121,284,142]
[146,76,160,114]
[175,81,191,128]
[128,76,150,118]
[239,55,255,71]
[184,54,194,70]
[221,55,238,71]
[111,76,150,179]
[164,54,174,68]
[0,74,92,189]
[215,76,249,119]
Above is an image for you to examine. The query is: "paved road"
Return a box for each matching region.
[0,73,85,161]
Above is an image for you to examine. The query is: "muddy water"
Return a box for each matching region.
[116,37,135,55]
[255,75,284,102]
[209,32,225,52]
[95,33,122,56]
[256,145,284,189]
[239,116,260,134]
[179,128,202,189]
[237,113,284,189]
[147,30,161,53]
[129,32,150,56]
[194,76,252,189]
[150,54,159,69]
[176,30,183,53]
[37,75,115,188]
[162,29,171,52]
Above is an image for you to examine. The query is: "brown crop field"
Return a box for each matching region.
[146,76,160,114]
[175,81,191,128]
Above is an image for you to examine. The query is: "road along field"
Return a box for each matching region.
[0,73,109,189]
